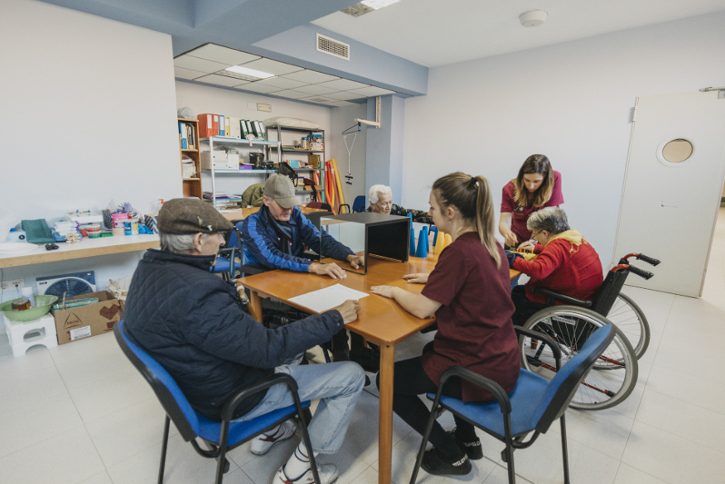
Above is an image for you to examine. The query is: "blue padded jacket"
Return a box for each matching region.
[241,206,353,272]
[123,249,344,418]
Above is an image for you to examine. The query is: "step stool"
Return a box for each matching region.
[2,313,57,357]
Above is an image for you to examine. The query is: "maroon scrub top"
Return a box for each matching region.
[501,170,564,243]
[421,233,520,402]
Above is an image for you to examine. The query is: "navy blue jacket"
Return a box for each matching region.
[241,206,353,272]
[123,249,344,418]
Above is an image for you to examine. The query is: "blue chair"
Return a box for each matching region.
[410,324,615,484]
[352,195,366,213]
[212,224,264,280]
[113,320,320,484]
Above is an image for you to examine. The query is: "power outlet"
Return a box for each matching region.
[0,279,25,291]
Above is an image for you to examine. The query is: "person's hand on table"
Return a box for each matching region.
[333,299,360,324]
[402,272,429,284]
[309,261,347,279]
[346,253,365,269]
[501,228,518,248]
[371,285,397,299]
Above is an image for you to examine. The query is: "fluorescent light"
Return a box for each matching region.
[361,0,400,9]
[224,65,274,79]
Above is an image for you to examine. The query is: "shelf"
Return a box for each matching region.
[203,169,275,175]
[271,147,324,154]
[267,125,323,133]
[201,136,280,147]
[181,148,199,153]
[183,177,201,181]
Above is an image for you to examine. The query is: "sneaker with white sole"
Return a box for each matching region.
[271,463,339,484]
[250,420,297,456]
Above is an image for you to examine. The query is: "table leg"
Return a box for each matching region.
[378,343,395,484]
[248,290,263,322]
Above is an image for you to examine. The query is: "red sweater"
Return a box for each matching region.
[512,238,603,304]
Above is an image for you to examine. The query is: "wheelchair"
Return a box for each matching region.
[518,252,660,410]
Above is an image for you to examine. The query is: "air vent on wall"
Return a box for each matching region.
[317,33,350,61]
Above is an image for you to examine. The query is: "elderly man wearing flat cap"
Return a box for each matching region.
[124,198,364,484]
[241,174,378,370]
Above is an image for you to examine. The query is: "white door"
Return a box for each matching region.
[614,91,725,297]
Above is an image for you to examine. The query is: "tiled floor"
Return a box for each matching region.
[2,209,725,483]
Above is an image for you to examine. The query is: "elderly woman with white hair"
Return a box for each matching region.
[367,184,430,222]
[507,207,603,325]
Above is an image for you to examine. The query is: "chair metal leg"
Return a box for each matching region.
[297,413,321,484]
[409,405,440,484]
[215,421,230,484]
[560,416,570,484]
[505,444,516,484]
[158,416,170,484]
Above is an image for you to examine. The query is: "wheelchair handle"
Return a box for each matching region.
[636,253,660,266]
[628,264,654,280]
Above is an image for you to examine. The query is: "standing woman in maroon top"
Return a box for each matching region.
[371,172,519,477]
[499,154,564,249]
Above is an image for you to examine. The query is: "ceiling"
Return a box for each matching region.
[174,44,395,106]
[313,0,725,67]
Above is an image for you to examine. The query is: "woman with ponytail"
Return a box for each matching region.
[371,172,519,477]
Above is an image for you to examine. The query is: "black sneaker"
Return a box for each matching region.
[349,347,379,372]
[421,448,471,476]
[447,429,483,460]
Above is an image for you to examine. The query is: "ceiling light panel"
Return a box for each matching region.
[187,44,260,65]
[240,58,303,76]
[317,78,370,91]
[174,66,206,80]
[196,74,248,87]
[282,70,340,84]
[304,96,338,106]
[224,65,274,80]
[174,55,227,74]
[361,0,401,9]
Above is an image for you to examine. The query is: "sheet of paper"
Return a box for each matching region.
[288,283,369,313]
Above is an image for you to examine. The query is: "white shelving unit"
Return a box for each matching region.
[200,137,281,207]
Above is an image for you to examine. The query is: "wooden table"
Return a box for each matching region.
[0,234,159,269]
[239,256,520,484]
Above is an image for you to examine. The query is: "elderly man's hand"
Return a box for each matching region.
[309,261,347,279]
[333,299,360,324]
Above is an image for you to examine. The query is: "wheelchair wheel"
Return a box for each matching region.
[605,293,650,359]
[520,306,638,411]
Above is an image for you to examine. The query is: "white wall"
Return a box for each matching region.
[0,0,180,299]
[402,12,725,263]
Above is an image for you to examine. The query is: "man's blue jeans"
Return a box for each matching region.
[236,361,365,454]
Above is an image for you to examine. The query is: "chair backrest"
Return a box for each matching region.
[352,195,366,213]
[531,324,615,432]
[591,270,629,315]
[114,320,201,441]
[306,201,332,212]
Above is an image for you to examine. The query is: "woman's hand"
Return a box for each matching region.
[402,272,429,284]
[501,227,518,247]
[371,285,397,299]
[517,239,536,251]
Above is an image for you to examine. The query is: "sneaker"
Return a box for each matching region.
[447,429,483,460]
[349,347,380,372]
[250,420,296,456]
[271,463,339,484]
[421,448,471,476]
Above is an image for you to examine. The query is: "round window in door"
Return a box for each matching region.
[658,138,694,165]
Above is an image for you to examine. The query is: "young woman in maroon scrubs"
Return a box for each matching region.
[371,172,519,477]
[499,154,564,249]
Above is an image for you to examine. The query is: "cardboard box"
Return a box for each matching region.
[53,291,122,345]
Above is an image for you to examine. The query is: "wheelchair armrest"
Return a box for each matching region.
[438,366,512,414]
[220,373,300,421]
[514,326,562,369]
[535,287,592,308]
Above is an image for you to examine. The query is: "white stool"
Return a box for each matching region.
[2,313,58,357]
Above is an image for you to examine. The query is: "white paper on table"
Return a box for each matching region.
[288,284,369,313]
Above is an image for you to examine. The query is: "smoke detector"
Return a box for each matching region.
[519,9,548,27]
